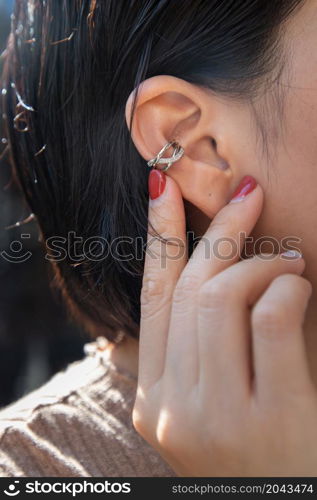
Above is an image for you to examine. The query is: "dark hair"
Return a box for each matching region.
[1,0,304,341]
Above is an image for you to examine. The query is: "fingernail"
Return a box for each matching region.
[149,169,166,200]
[280,250,302,259]
[229,175,257,203]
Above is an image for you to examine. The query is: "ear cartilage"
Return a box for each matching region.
[147,140,184,172]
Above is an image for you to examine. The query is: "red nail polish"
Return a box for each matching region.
[230,175,257,202]
[148,169,166,200]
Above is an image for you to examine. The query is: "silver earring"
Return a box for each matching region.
[147,140,184,172]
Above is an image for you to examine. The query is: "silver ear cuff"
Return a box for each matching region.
[147,140,184,172]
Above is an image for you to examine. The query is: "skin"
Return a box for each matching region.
[104,0,317,475]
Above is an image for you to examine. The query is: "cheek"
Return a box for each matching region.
[286,89,317,173]
[248,0,317,252]
[250,92,317,248]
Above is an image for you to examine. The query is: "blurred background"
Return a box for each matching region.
[0,0,90,407]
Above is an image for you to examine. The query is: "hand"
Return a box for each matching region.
[133,173,316,477]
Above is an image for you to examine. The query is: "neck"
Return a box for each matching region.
[106,334,139,380]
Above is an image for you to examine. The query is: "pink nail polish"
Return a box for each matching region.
[229,175,257,203]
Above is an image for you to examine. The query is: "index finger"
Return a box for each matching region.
[139,171,186,388]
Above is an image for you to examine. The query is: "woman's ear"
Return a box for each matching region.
[125,75,236,219]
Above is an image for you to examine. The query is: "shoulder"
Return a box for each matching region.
[0,340,174,477]
[0,352,113,476]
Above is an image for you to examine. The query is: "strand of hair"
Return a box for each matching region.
[51,31,75,46]
[5,213,36,230]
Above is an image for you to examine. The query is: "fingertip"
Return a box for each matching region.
[147,172,186,237]
[279,251,306,273]
[280,250,303,260]
[225,182,264,225]
[148,169,166,201]
[149,171,183,207]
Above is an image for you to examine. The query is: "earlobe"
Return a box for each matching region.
[125,75,234,219]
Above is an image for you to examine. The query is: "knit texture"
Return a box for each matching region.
[0,339,175,477]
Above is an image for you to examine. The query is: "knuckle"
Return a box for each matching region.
[198,278,232,310]
[272,273,300,286]
[298,276,313,301]
[173,273,201,305]
[275,274,312,299]
[252,274,313,338]
[252,301,287,335]
[141,274,171,317]
[141,274,164,301]
[298,275,313,293]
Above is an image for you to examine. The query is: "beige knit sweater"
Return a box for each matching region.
[0,338,175,477]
